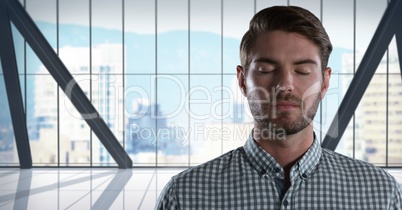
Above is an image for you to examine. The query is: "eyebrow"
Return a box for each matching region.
[293,59,318,66]
[254,58,278,65]
[254,58,318,66]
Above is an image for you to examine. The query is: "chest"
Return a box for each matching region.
[177,171,390,209]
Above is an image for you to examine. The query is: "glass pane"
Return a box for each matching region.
[92,0,123,74]
[388,73,402,166]
[334,74,354,157]
[10,23,28,116]
[324,0,354,74]
[25,0,56,149]
[91,0,122,32]
[29,75,58,166]
[289,0,321,18]
[19,75,26,113]
[26,0,57,75]
[191,0,221,34]
[190,0,221,74]
[58,0,91,165]
[222,75,249,123]
[336,114,356,158]
[125,75,156,166]
[315,73,342,143]
[26,0,57,26]
[59,0,90,74]
[125,0,155,74]
[222,0,253,74]
[0,68,19,166]
[91,0,123,166]
[11,23,26,75]
[59,0,89,27]
[388,37,402,166]
[156,75,189,166]
[157,0,188,74]
[92,72,124,167]
[26,45,44,75]
[59,75,91,167]
[189,75,222,165]
[355,74,387,166]
[256,0,287,11]
[355,0,387,69]
[222,75,251,153]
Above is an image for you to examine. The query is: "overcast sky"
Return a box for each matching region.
[20,0,393,51]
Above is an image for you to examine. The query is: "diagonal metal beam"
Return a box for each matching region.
[322,0,402,151]
[0,0,32,169]
[3,0,132,168]
[396,27,402,80]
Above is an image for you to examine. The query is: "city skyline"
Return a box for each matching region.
[0,18,398,167]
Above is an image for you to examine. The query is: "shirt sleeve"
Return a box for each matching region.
[155,178,179,210]
[390,183,402,209]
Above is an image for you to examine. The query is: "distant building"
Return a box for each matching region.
[32,44,124,166]
[342,48,402,165]
[126,98,188,165]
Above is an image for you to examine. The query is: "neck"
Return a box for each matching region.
[253,124,314,169]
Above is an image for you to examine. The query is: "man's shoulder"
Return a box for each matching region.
[321,148,399,184]
[171,146,247,183]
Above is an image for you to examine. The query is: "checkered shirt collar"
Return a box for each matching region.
[243,131,322,178]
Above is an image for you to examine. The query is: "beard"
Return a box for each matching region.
[248,90,321,139]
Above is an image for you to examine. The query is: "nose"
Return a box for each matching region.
[275,71,294,93]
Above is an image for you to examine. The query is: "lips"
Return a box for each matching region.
[275,101,299,107]
[271,100,300,112]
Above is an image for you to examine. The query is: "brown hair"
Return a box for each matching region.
[240,6,333,72]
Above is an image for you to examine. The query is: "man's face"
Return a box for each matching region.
[237,30,331,138]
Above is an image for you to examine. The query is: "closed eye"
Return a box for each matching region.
[258,66,276,74]
[296,70,310,75]
[259,70,276,74]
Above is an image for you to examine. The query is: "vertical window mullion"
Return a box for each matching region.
[221,0,224,155]
[353,0,356,159]
[188,0,191,166]
[89,0,93,167]
[122,0,126,163]
[386,0,390,167]
[155,0,158,167]
[56,0,60,168]
[319,0,323,144]
[24,0,28,166]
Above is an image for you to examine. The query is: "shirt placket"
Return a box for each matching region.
[261,165,289,207]
[279,164,306,209]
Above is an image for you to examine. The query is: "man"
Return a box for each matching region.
[156,6,402,209]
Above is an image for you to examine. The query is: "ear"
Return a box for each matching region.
[236,65,247,97]
[320,67,331,99]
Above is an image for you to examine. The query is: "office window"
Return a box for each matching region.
[388,37,402,166]
[0,63,18,166]
[58,0,91,166]
[1,0,401,167]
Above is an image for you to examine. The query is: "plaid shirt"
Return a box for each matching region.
[156,133,402,209]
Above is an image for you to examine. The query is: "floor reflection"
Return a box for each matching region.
[0,168,400,209]
[0,168,184,209]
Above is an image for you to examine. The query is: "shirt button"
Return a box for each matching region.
[301,173,307,179]
[283,199,289,206]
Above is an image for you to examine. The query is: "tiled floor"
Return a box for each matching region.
[0,168,401,210]
[0,168,185,210]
